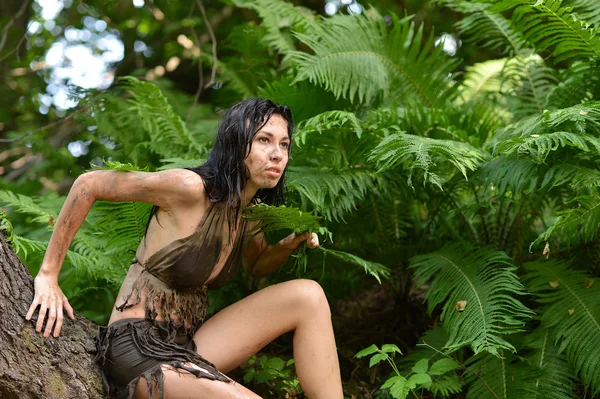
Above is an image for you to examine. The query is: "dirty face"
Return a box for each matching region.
[245,114,290,191]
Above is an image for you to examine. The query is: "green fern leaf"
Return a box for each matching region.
[258,77,340,123]
[319,248,390,284]
[286,166,386,222]
[531,194,600,248]
[496,131,600,162]
[411,243,533,355]
[0,190,56,226]
[369,133,490,189]
[443,1,528,55]
[290,13,459,106]
[233,0,319,56]
[493,0,600,63]
[93,159,150,172]
[521,326,576,399]
[118,77,205,159]
[294,110,363,145]
[524,259,600,394]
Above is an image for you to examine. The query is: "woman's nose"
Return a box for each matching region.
[270,146,283,161]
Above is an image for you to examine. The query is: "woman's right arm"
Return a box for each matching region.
[25,168,204,338]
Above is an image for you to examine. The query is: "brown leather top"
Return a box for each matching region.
[115,201,248,330]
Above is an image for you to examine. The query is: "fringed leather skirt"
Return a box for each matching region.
[93,318,230,399]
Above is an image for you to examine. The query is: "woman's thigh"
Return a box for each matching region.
[193,279,329,373]
[134,363,261,399]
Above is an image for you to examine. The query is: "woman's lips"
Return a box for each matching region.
[265,168,281,177]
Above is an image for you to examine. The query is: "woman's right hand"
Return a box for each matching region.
[25,271,75,338]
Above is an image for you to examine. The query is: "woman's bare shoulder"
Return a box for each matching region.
[79,168,207,209]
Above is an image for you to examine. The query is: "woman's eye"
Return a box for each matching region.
[259,137,269,143]
[281,142,290,149]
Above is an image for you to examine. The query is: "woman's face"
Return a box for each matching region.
[244,114,290,191]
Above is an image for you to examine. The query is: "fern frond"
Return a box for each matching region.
[368,133,490,189]
[493,0,600,63]
[243,204,329,237]
[502,55,558,118]
[290,13,459,106]
[199,52,256,98]
[464,351,538,399]
[67,233,124,284]
[547,60,600,109]
[496,131,600,163]
[521,326,576,399]
[233,0,319,56]
[294,110,363,145]
[488,101,600,152]
[88,200,153,262]
[118,77,205,159]
[532,194,600,248]
[0,190,56,226]
[93,159,150,172]
[524,259,600,394]
[541,163,600,190]
[286,166,386,222]
[446,1,528,55]
[566,0,600,27]
[411,243,533,355]
[459,59,510,103]
[258,77,340,123]
[319,247,390,283]
[3,232,48,260]
[480,160,522,196]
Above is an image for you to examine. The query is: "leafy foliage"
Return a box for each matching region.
[411,243,533,355]
[290,13,459,106]
[493,0,600,63]
[369,133,489,189]
[3,0,600,395]
[524,259,600,394]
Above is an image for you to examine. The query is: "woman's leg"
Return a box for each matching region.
[192,279,343,399]
[134,363,262,399]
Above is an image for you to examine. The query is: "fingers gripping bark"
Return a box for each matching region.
[26,273,75,337]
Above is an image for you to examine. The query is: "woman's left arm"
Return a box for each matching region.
[243,230,319,278]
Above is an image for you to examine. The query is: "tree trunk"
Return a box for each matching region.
[0,232,104,399]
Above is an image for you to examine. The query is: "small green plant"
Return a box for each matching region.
[243,354,302,397]
[356,344,462,398]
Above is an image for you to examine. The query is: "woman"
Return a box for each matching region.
[25,99,344,398]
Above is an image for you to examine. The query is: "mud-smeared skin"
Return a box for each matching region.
[0,233,104,399]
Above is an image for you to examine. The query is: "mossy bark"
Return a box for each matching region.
[0,232,104,399]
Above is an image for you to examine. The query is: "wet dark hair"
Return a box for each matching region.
[190,98,294,207]
[144,98,293,238]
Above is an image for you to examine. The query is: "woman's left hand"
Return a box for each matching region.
[278,232,320,251]
[306,232,319,249]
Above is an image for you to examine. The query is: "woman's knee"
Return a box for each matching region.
[287,279,330,316]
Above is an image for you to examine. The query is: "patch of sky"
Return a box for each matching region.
[325,0,363,16]
[435,33,461,57]
[32,0,124,112]
[68,140,92,157]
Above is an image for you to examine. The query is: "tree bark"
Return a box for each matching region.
[0,232,103,399]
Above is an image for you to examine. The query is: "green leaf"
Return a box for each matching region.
[524,259,600,395]
[381,344,403,355]
[429,358,460,375]
[369,353,389,368]
[381,376,410,399]
[411,243,534,355]
[408,373,432,389]
[355,344,379,358]
[412,358,429,374]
